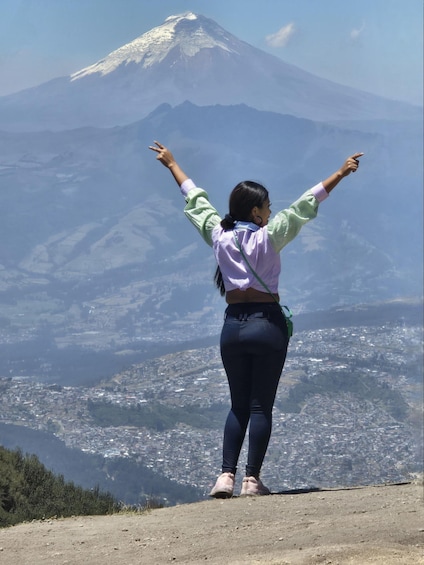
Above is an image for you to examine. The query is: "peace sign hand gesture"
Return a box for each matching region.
[149,141,189,187]
[149,141,177,169]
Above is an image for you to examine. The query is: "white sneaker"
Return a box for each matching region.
[209,472,235,498]
[240,476,271,496]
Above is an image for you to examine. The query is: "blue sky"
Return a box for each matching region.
[0,0,422,105]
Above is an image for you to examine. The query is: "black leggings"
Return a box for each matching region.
[220,302,289,478]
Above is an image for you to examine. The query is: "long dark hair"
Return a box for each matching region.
[214,180,269,295]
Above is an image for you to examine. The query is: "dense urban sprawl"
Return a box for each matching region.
[0,323,422,497]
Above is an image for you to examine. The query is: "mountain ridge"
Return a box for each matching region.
[0,13,421,132]
[70,12,239,79]
[0,101,421,352]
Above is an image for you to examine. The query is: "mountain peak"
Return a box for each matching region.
[71,12,236,81]
[0,12,420,132]
[164,12,198,23]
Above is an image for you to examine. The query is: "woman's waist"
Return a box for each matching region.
[224,301,283,322]
[225,287,279,304]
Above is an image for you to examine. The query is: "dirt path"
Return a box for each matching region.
[1,482,423,564]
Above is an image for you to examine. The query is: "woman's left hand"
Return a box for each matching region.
[340,152,364,177]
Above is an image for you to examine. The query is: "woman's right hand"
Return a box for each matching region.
[149,140,190,187]
[149,140,177,169]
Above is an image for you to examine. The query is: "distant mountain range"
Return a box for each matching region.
[0,13,421,132]
[0,12,422,355]
[0,12,422,512]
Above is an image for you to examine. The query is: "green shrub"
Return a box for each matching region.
[0,446,120,527]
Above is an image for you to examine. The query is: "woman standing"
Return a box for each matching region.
[149,141,363,498]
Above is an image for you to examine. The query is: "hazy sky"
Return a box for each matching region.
[0,0,422,105]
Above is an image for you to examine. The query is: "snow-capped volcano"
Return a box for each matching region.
[72,13,237,80]
[0,12,420,131]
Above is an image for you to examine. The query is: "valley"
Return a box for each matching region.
[0,301,421,505]
[0,9,422,510]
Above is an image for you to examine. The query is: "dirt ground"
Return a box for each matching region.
[0,482,423,565]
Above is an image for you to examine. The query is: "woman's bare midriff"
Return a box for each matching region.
[226,287,279,304]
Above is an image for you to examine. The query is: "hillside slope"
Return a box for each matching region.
[1,481,423,564]
[0,13,420,131]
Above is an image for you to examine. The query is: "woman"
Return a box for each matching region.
[149,141,363,498]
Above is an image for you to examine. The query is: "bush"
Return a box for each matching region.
[0,446,120,527]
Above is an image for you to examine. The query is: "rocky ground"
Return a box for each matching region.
[0,482,423,564]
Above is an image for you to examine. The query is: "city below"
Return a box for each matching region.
[1,312,422,504]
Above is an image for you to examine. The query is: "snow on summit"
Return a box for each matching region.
[71,12,235,81]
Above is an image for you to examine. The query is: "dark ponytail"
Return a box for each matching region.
[214,266,226,296]
[214,180,269,295]
[221,213,236,231]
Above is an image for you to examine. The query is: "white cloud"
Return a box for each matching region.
[265,23,296,48]
[350,22,365,40]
